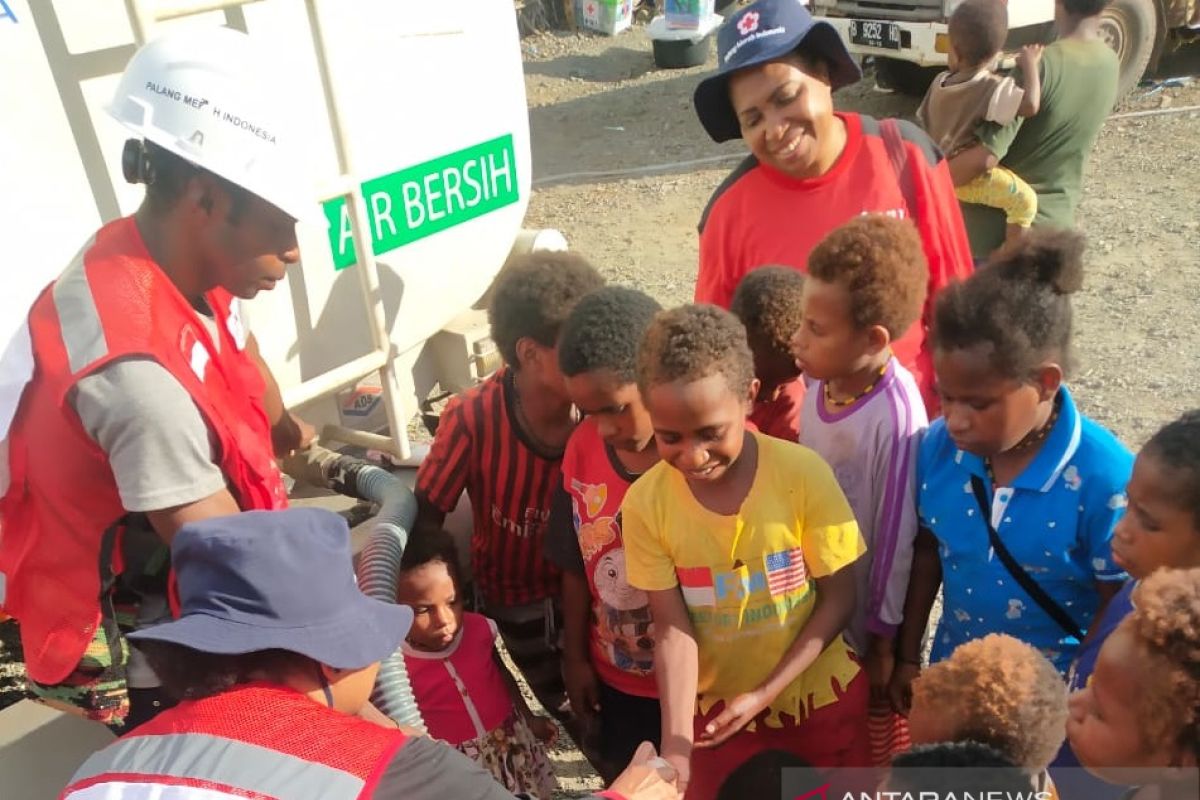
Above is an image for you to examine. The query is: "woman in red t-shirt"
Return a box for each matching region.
[692,0,973,413]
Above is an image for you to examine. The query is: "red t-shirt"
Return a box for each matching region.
[416,369,561,607]
[558,418,657,698]
[696,113,974,413]
[748,377,805,442]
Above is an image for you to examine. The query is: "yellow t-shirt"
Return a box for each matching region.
[623,432,864,727]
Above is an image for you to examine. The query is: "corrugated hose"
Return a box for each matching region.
[285,445,426,732]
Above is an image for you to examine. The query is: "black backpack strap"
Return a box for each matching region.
[969,476,1085,641]
[880,117,917,218]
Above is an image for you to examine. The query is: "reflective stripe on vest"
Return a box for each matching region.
[51,237,106,374]
[67,732,366,799]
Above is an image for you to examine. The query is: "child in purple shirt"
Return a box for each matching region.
[791,216,930,766]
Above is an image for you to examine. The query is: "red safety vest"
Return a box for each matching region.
[0,216,287,685]
[62,683,408,799]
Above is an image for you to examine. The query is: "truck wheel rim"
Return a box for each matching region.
[1098,11,1130,61]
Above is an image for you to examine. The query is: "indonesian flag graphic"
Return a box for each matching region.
[676,565,716,607]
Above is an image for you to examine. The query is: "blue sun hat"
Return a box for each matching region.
[128,508,412,669]
[693,0,862,143]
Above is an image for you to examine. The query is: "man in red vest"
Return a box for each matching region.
[0,26,316,730]
[61,508,677,800]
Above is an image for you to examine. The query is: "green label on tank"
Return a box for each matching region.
[323,133,519,270]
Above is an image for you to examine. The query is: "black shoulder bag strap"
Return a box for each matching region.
[969,475,1085,641]
[881,118,918,219]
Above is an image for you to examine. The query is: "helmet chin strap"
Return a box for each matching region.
[317,666,335,709]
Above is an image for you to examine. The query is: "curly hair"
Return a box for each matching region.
[911,633,1068,771]
[1127,567,1200,763]
[932,227,1084,380]
[487,251,605,367]
[558,286,663,382]
[636,304,755,398]
[730,266,806,366]
[807,215,928,339]
[1142,410,1200,530]
[399,528,463,594]
[948,0,1009,67]
[135,640,317,701]
[1061,0,1111,17]
[890,742,1034,798]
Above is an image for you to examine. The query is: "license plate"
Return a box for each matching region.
[848,20,901,50]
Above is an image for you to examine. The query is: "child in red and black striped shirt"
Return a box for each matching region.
[414,251,604,724]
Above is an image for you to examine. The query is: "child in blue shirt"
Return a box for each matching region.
[1052,409,1200,793]
[1066,567,1200,800]
[890,229,1132,711]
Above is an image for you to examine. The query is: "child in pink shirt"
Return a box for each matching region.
[398,531,557,799]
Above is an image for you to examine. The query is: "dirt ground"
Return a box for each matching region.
[3,15,1198,799]
[522,26,1200,453]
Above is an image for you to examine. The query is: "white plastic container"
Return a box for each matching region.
[575,0,635,36]
[665,0,717,29]
[648,14,723,68]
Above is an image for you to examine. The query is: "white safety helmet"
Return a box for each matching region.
[107,26,323,225]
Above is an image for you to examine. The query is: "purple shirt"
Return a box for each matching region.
[800,358,928,651]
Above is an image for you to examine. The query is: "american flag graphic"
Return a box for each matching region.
[764,547,807,596]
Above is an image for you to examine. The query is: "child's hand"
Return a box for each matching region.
[695,687,771,748]
[865,638,896,705]
[610,741,683,799]
[1016,44,1044,74]
[888,660,921,716]
[563,655,601,722]
[526,714,559,746]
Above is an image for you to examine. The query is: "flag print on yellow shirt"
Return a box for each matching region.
[675,547,814,636]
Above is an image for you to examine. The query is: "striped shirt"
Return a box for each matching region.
[416,369,562,607]
[799,358,928,653]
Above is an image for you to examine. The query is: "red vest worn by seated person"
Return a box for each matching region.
[0,216,287,685]
[61,683,408,800]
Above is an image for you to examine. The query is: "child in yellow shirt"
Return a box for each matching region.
[622,304,868,800]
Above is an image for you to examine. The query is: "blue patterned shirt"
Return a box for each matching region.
[919,386,1132,672]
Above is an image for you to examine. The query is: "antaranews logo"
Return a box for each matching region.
[782,769,1054,800]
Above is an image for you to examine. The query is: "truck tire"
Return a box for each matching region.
[1098,0,1160,97]
[873,57,939,96]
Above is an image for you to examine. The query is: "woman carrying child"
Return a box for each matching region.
[891,229,1133,711]
[917,0,1043,246]
[950,0,1120,258]
[623,305,868,799]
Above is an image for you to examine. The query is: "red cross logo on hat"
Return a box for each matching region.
[737,11,760,36]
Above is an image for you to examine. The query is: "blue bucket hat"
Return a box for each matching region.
[128,508,412,670]
[694,0,862,143]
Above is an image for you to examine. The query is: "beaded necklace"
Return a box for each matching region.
[985,394,1062,485]
[823,360,889,408]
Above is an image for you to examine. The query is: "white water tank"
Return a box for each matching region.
[0,0,533,439]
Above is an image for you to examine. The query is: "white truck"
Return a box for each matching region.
[810,0,1199,97]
